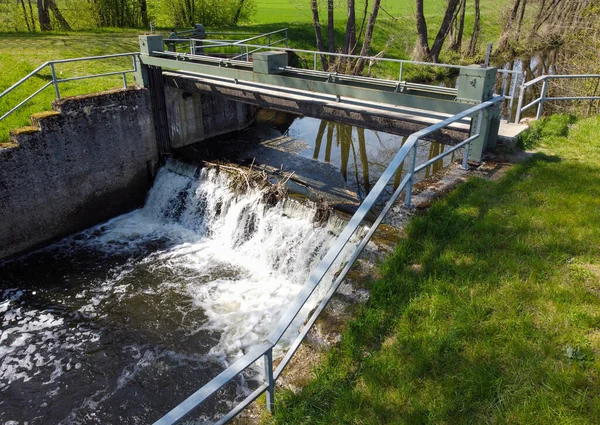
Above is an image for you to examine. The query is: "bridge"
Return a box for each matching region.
[134,33,507,163]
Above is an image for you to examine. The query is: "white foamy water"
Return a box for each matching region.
[0,161,355,424]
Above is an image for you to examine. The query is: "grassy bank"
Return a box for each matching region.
[0,30,140,142]
[270,115,600,424]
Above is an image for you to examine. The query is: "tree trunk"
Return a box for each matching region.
[344,0,356,54]
[449,0,466,51]
[429,0,461,62]
[19,0,31,31]
[28,0,36,31]
[328,0,335,60]
[48,0,71,30]
[37,0,51,31]
[497,0,520,51]
[353,0,381,74]
[413,0,430,60]
[467,0,480,57]
[139,0,149,28]
[311,0,329,71]
[356,0,369,45]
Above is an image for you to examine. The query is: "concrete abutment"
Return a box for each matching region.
[0,83,255,261]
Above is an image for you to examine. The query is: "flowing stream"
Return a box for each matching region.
[0,161,352,424]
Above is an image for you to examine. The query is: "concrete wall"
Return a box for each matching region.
[164,86,256,149]
[0,88,159,261]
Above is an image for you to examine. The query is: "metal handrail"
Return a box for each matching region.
[515,74,600,122]
[165,28,290,54]
[0,53,139,124]
[155,39,519,119]
[153,95,505,425]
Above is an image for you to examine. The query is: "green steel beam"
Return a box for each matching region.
[139,54,471,116]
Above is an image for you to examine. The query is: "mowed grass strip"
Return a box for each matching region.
[270,115,600,424]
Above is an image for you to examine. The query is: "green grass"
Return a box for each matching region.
[270,115,600,424]
[0,30,141,141]
[0,1,511,141]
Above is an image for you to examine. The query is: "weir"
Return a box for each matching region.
[1,27,512,424]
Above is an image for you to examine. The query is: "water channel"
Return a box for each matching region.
[0,112,463,424]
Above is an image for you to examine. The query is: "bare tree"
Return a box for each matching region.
[413,0,461,62]
[449,0,466,52]
[467,0,480,56]
[353,0,381,73]
[311,0,329,70]
[48,0,71,30]
[328,0,334,59]
[27,0,36,31]
[344,0,356,54]
[19,0,31,31]
[37,0,51,31]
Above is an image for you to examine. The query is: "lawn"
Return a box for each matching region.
[269,114,600,424]
[0,30,141,142]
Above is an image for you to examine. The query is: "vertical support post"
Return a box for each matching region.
[399,62,403,81]
[122,73,127,88]
[457,65,499,162]
[314,53,317,70]
[462,142,470,170]
[507,71,520,123]
[49,62,60,99]
[136,35,164,88]
[268,34,271,46]
[264,348,275,413]
[246,45,249,61]
[285,29,288,48]
[484,43,493,67]
[404,141,419,207]
[515,80,526,123]
[536,77,548,120]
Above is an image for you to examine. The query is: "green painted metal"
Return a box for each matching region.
[252,51,288,75]
[455,65,501,161]
[137,34,500,162]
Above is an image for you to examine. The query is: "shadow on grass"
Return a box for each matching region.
[273,151,600,424]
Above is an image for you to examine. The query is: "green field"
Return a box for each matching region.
[0,0,510,141]
[270,115,600,424]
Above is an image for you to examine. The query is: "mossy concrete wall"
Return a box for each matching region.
[0,88,159,261]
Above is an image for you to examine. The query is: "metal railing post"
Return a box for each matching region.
[462,141,470,169]
[285,29,288,48]
[399,62,403,81]
[268,34,271,46]
[507,71,520,122]
[264,348,275,413]
[49,62,60,99]
[246,45,249,61]
[314,53,317,70]
[404,141,419,207]
[515,80,527,123]
[122,73,127,88]
[537,77,548,120]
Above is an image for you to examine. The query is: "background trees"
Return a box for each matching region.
[0,0,254,31]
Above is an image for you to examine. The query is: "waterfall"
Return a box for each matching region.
[0,159,356,424]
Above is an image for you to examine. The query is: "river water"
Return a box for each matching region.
[0,111,463,423]
[0,163,350,424]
